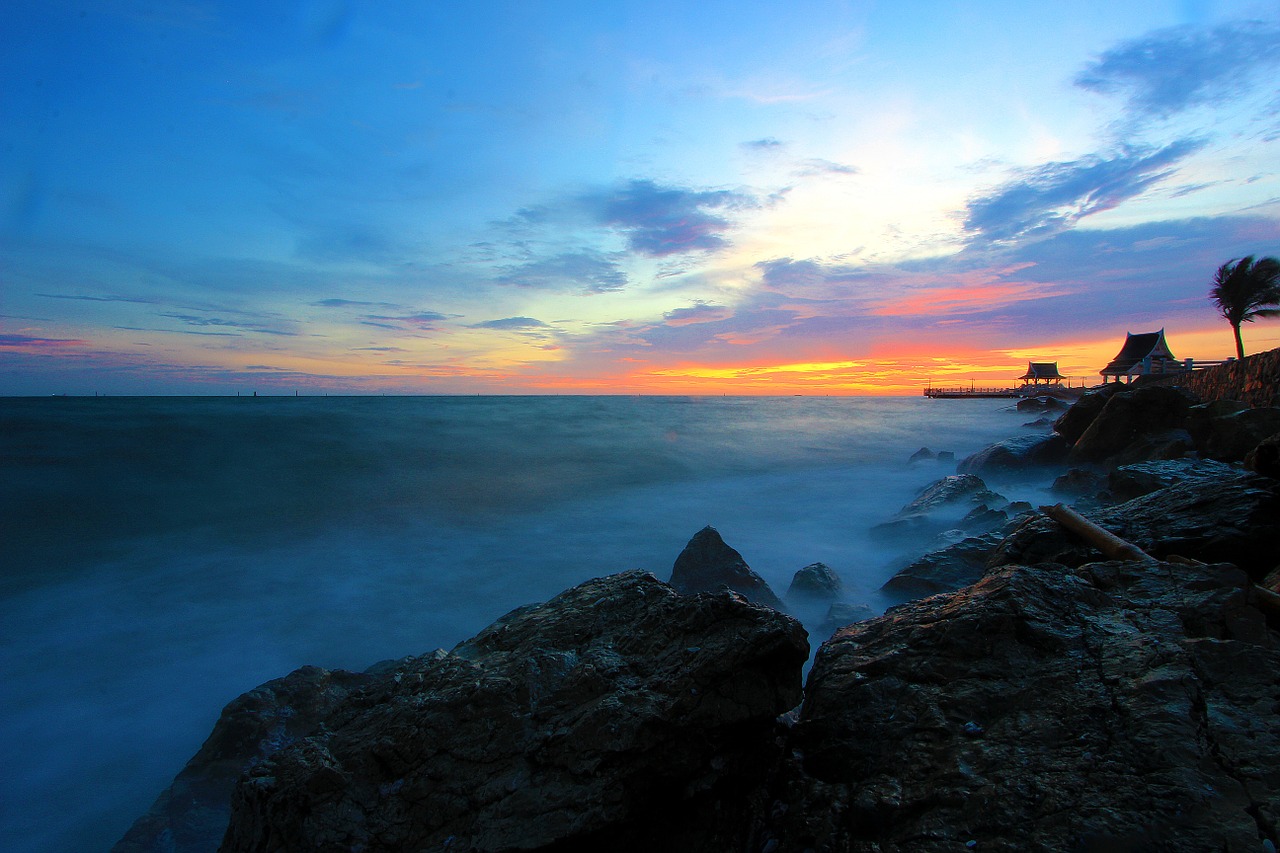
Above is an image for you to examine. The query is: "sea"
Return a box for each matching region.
[0,394,1052,852]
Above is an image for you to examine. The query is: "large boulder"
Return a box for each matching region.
[1067,385,1195,467]
[957,434,1068,478]
[1201,407,1280,462]
[767,559,1280,852]
[112,667,373,853]
[669,525,785,610]
[896,474,1005,516]
[1246,432,1280,479]
[219,571,808,852]
[1052,384,1124,445]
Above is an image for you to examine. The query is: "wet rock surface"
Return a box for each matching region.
[769,558,1280,853]
[113,667,373,853]
[957,433,1068,478]
[669,524,786,610]
[786,562,843,604]
[1067,385,1196,467]
[220,570,808,853]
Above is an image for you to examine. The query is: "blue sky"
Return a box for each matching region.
[3,0,1279,393]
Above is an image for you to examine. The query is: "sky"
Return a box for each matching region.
[2,0,1279,395]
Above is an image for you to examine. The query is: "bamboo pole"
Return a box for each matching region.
[1039,504,1280,615]
[1039,503,1150,562]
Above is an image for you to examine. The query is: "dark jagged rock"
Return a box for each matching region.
[821,602,876,636]
[908,446,936,462]
[1052,383,1124,445]
[1067,385,1196,467]
[959,504,1007,533]
[1107,458,1238,502]
[769,559,1280,852]
[1186,400,1249,447]
[112,666,373,853]
[1051,467,1107,497]
[957,433,1068,478]
[219,571,808,853]
[1201,407,1280,462]
[880,530,1006,597]
[1021,416,1054,429]
[1247,431,1280,479]
[1016,395,1069,413]
[992,468,1280,582]
[898,474,1005,516]
[669,525,785,611]
[786,562,843,604]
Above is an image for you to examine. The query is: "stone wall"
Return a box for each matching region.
[1146,346,1280,407]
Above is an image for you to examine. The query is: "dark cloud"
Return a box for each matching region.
[963,139,1205,242]
[470,317,550,331]
[1075,21,1280,120]
[497,251,628,293]
[586,179,759,257]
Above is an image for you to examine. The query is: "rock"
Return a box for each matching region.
[1067,386,1195,467]
[770,558,1280,852]
[908,446,936,462]
[992,468,1280,582]
[1051,468,1107,497]
[786,563,843,604]
[959,504,1007,533]
[1053,384,1124,445]
[112,666,374,853]
[219,571,808,853]
[957,433,1069,478]
[880,530,1006,597]
[669,525,786,611]
[897,474,1005,517]
[1201,407,1280,462]
[1186,400,1249,447]
[936,451,955,463]
[1246,431,1280,479]
[1016,395,1069,413]
[821,602,876,636]
[1107,458,1238,502]
[1021,416,1055,429]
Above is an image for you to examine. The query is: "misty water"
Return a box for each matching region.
[1,395,1053,852]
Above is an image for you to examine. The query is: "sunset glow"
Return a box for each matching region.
[3,2,1279,395]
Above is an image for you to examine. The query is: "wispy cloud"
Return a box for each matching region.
[662,302,732,326]
[0,333,88,348]
[963,139,1205,242]
[158,312,300,336]
[360,310,451,331]
[794,158,859,178]
[470,317,550,331]
[497,251,628,293]
[36,293,160,304]
[741,137,785,151]
[1075,21,1280,121]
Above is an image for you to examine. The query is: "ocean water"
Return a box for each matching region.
[0,395,1049,852]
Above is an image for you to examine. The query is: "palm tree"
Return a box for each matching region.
[1209,255,1280,359]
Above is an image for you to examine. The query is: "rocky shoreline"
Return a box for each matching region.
[115,377,1280,853]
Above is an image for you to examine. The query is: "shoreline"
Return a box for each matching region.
[113,371,1280,852]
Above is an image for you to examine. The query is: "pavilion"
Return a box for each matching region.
[1099,329,1181,384]
[1018,362,1064,388]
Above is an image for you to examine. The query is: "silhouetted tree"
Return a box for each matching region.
[1209,255,1280,359]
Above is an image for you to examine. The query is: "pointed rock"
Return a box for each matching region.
[670,526,786,611]
[786,562,843,604]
